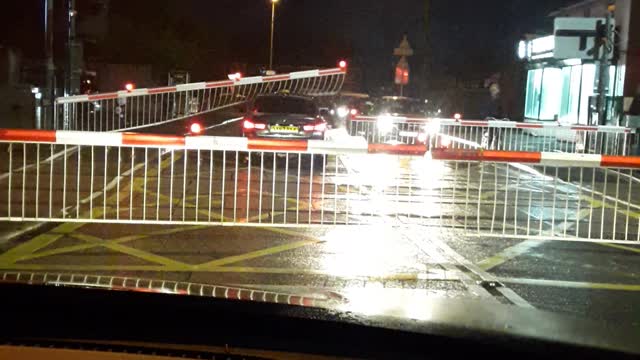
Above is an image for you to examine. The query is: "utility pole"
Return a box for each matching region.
[45,0,55,129]
[67,0,80,96]
[269,0,279,70]
[422,0,432,99]
[595,3,615,125]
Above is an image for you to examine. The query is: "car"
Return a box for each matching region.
[363,96,443,146]
[329,92,373,128]
[242,94,328,140]
[373,96,437,118]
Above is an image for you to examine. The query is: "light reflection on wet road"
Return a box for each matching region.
[1,111,639,328]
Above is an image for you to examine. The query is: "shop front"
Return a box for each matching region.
[520,35,625,126]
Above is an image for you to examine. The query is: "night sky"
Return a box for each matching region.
[2,0,577,90]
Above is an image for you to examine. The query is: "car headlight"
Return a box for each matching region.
[377,114,394,134]
[423,120,441,135]
[337,106,349,118]
[440,136,451,148]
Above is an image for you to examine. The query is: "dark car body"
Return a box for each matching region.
[372,96,437,118]
[242,95,327,140]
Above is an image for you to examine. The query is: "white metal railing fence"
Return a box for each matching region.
[52,68,346,132]
[349,116,632,156]
[1,129,640,243]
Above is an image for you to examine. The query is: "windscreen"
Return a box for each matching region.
[254,97,317,115]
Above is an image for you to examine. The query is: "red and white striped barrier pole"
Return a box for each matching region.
[0,128,426,156]
[431,148,640,169]
[351,116,631,134]
[56,68,347,105]
[4,128,639,167]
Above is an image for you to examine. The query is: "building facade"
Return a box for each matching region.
[520,0,639,125]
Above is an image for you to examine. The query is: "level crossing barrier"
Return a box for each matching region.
[52,68,346,132]
[1,128,639,244]
[349,115,632,156]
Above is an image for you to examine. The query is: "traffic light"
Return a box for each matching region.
[125,83,135,92]
[587,21,608,59]
[189,122,203,135]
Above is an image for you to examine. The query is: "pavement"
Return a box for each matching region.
[1,110,639,331]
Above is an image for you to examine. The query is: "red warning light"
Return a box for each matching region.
[190,122,203,134]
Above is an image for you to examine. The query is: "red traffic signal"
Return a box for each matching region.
[338,60,347,69]
[189,122,203,135]
[125,83,135,92]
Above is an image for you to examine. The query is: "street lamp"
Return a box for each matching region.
[269,0,279,70]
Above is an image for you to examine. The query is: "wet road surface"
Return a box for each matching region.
[1,110,639,330]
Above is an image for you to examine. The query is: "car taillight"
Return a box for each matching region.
[304,122,326,132]
[314,122,327,132]
[243,119,266,130]
[243,119,255,129]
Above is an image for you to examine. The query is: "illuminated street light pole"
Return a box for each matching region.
[269,0,278,70]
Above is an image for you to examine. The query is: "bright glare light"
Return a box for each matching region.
[339,60,347,68]
[454,113,462,120]
[35,93,42,100]
[424,120,441,135]
[399,131,419,138]
[190,122,203,134]
[417,133,428,143]
[376,114,394,134]
[125,83,134,91]
[31,87,40,94]
[350,108,358,116]
[337,106,349,118]
[563,58,582,66]
[228,72,243,81]
[531,35,554,54]
[243,120,255,129]
[518,40,527,59]
[440,136,451,148]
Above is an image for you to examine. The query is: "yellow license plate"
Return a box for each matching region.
[270,125,299,133]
